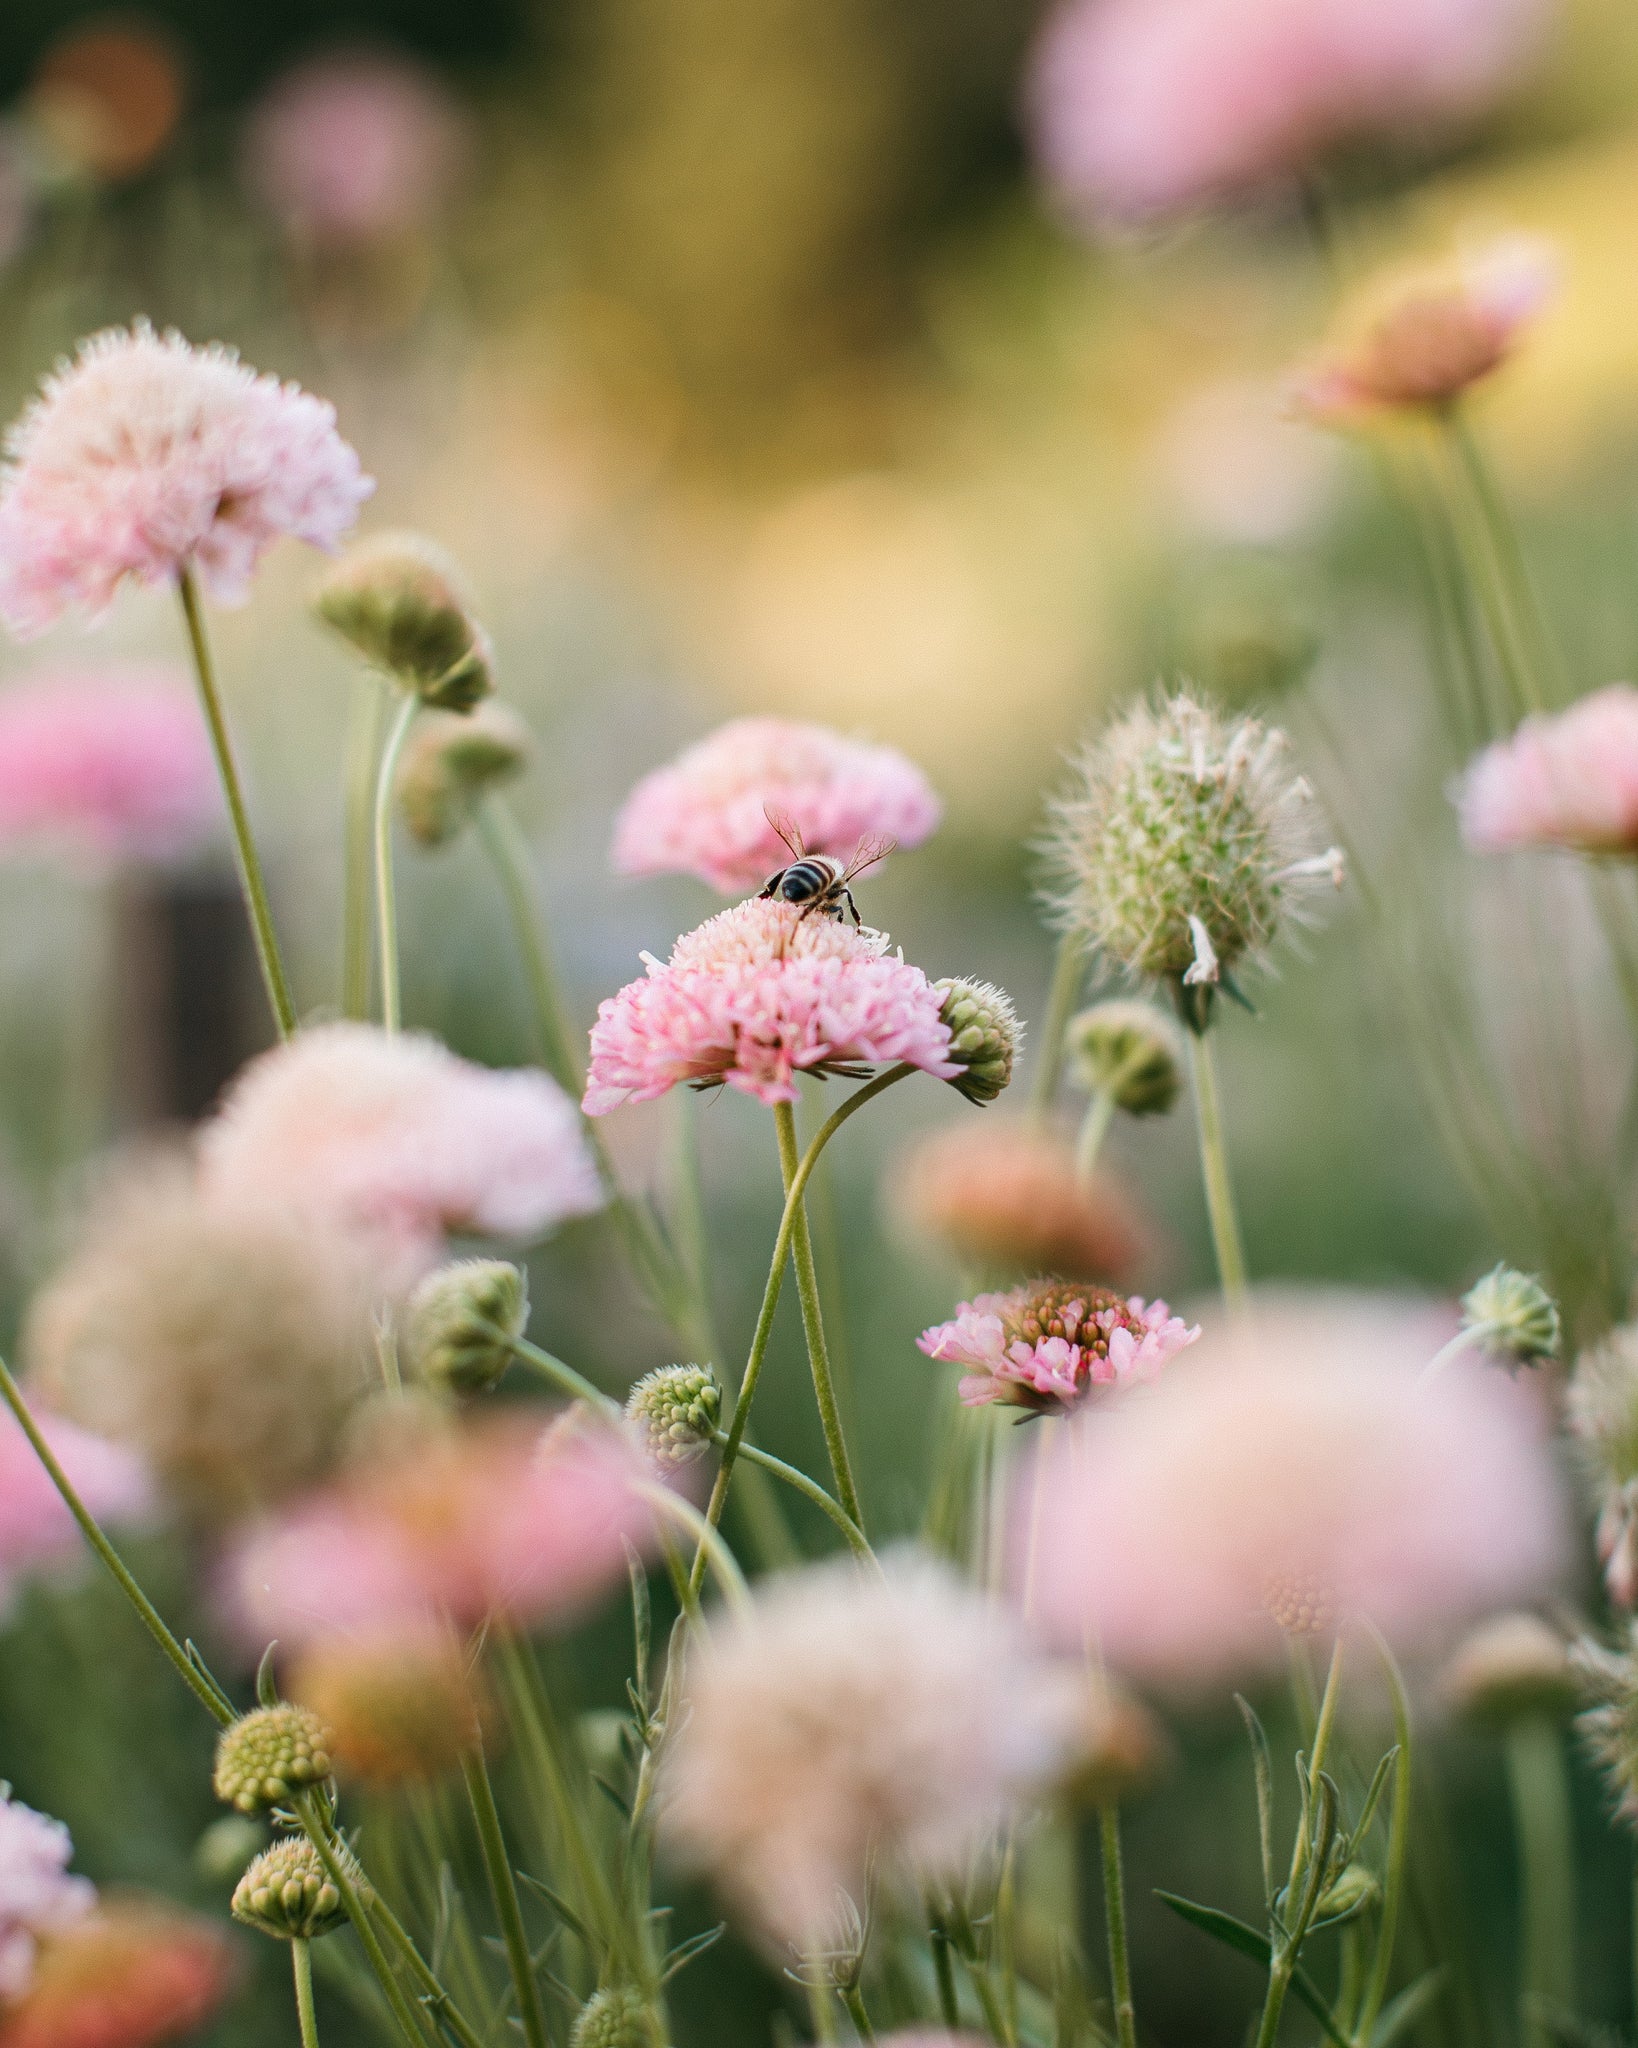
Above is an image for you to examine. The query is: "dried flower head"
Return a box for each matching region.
[1456,685,1638,856]
[1460,1264,1559,1367]
[584,898,959,1113]
[570,1988,654,2048]
[1442,1612,1576,1725]
[612,717,941,895]
[404,1259,528,1397]
[1567,1326,1638,1607]
[933,978,1020,1105]
[0,1794,95,2002]
[212,1704,333,1815]
[920,1279,1198,1412]
[398,701,530,848]
[1067,999,1185,1115]
[0,321,372,636]
[316,532,492,710]
[1044,691,1342,1024]
[625,1364,721,1469]
[658,1549,1075,1948]
[0,1903,233,2048]
[1026,1296,1566,1686]
[231,1837,359,1942]
[199,1023,603,1282]
[0,1407,150,1620]
[291,1627,488,1784]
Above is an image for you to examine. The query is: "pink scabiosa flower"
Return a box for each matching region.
[611,716,941,894]
[1024,1296,1566,1687]
[0,321,372,637]
[584,897,959,1113]
[920,1278,1197,1411]
[199,1022,603,1281]
[1456,685,1638,856]
[657,1549,1075,1949]
[0,1904,233,2048]
[0,666,217,867]
[0,1408,150,1619]
[0,1794,95,2003]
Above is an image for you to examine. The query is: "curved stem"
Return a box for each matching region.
[505,1332,619,1415]
[841,1984,876,2042]
[1099,1805,1138,2048]
[1075,1088,1117,1185]
[638,1479,750,1616]
[371,1897,488,2048]
[1420,1323,1484,1385]
[177,567,296,1038]
[463,1748,549,2048]
[1186,1028,1248,1309]
[1353,1626,1414,2047]
[292,1940,321,2048]
[713,1431,871,1558]
[1027,930,1086,1125]
[293,1795,433,2048]
[373,691,419,1034]
[1505,1715,1576,2048]
[343,682,389,1019]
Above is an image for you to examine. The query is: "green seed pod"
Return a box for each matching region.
[316,531,493,710]
[231,1836,365,1941]
[1066,999,1184,1115]
[625,1364,721,1469]
[934,977,1020,1106]
[404,1259,529,1396]
[213,1704,333,1815]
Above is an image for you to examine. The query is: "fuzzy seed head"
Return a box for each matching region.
[231,1838,360,1941]
[213,1705,333,1814]
[1067,999,1184,1114]
[570,1987,653,2048]
[625,1364,721,1468]
[398,701,531,847]
[1575,1627,1638,1826]
[1569,1328,1638,1495]
[1461,1265,1559,1366]
[405,1259,528,1396]
[316,531,492,709]
[933,979,1019,1105]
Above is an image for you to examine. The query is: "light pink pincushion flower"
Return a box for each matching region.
[584,897,959,1113]
[0,1793,95,2002]
[920,1279,1197,1411]
[0,321,373,637]
[658,1549,1075,1948]
[0,665,217,866]
[199,1022,603,1280]
[0,1408,150,1620]
[1024,1297,1566,1687]
[1028,0,1549,226]
[611,716,941,894]
[220,1411,653,1653]
[1456,685,1638,856]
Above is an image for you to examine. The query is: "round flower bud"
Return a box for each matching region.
[625,1364,720,1469]
[1066,1000,1184,1116]
[231,1837,362,1942]
[213,1704,333,1815]
[404,1258,528,1396]
[1314,1863,1379,1924]
[1460,1265,1560,1367]
[398,701,532,848]
[194,1815,268,1885]
[1443,1613,1577,1726]
[934,978,1020,1106]
[571,1987,654,2048]
[316,531,493,710]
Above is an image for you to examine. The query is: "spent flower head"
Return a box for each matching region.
[1460,1264,1560,1367]
[404,1259,528,1397]
[231,1837,359,1942]
[316,531,492,710]
[398,700,530,847]
[212,1703,333,1814]
[1067,999,1185,1114]
[920,1279,1197,1412]
[625,1364,721,1469]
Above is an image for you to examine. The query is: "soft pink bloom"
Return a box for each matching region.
[1028,0,1549,225]
[243,49,472,243]
[220,1412,654,1653]
[0,1794,95,2003]
[1456,685,1638,855]
[0,1903,233,2048]
[920,1279,1197,1411]
[584,897,959,1113]
[1024,1296,1567,1686]
[0,322,373,637]
[0,1408,150,1619]
[611,716,941,894]
[199,1022,604,1280]
[0,666,216,866]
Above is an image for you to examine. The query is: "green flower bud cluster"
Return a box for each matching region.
[625,1364,720,1469]
[317,531,493,711]
[399,702,532,849]
[405,1259,529,1396]
[570,1987,653,2048]
[1066,999,1183,1116]
[213,1704,333,1815]
[934,977,1020,1105]
[231,1836,367,1942]
[1460,1265,1560,1367]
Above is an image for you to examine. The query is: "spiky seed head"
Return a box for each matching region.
[231,1836,364,1941]
[570,1988,653,2048]
[1443,1612,1577,1726]
[1574,1626,1638,1825]
[213,1704,333,1814]
[316,530,493,710]
[1066,999,1184,1115]
[1460,1265,1560,1367]
[1043,689,1342,1021]
[625,1364,720,1469]
[404,1258,528,1396]
[934,977,1020,1105]
[398,701,532,848]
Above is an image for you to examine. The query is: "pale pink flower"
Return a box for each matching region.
[0,665,216,866]
[611,716,941,894]
[584,897,959,1113]
[658,1550,1075,1947]
[0,1408,150,1619]
[0,1794,95,2003]
[199,1022,603,1280]
[1028,0,1549,226]
[0,1903,233,2048]
[0,321,373,637]
[221,1410,653,1653]
[1456,685,1638,856]
[1025,1296,1566,1686]
[243,50,471,243]
[920,1278,1197,1412]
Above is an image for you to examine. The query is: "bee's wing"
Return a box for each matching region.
[841,834,896,884]
[763,805,806,862]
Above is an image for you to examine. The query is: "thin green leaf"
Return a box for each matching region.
[254,1641,280,1709]
[626,1541,651,1708]
[1346,1748,1400,1859]
[1370,1968,1447,2048]
[592,1774,631,1818]
[515,1871,602,1960]
[662,1923,727,1983]
[1154,1894,1350,2048]
[1234,1694,1276,1904]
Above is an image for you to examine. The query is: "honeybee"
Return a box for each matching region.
[757,812,893,927]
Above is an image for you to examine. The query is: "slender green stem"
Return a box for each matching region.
[462,1748,550,2048]
[1505,1715,1576,2047]
[1420,1324,1485,1384]
[1289,1635,1345,1900]
[1448,409,1565,707]
[1075,1089,1117,1185]
[929,1916,961,2030]
[637,1478,750,1615]
[293,1940,321,2048]
[374,691,419,1034]
[959,1951,1016,2046]
[1099,1805,1138,2048]
[506,1332,619,1414]
[177,566,296,1038]
[294,1794,434,2048]
[773,1097,863,1532]
[1028,930,1086,1124]
[371,1896,488,2048]
[1185,1028,1248,1308]
[808,1979,840,2044]
[1353,1627,1414,2047]
[841,1985,876,2042]
[343,682,389,1018]
[713,1431,871,1557]
[476,797,583,1094]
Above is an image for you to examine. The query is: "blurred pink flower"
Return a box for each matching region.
[1024,1297,1566,1686]
[0,1793,95,2002]
[0,666,216,866]
[1027,0,1549,225]
[243,49,471,244]
[1456,685,1638,855]
[584,897,959,1113]
[0,1902,233,2048]
[919,1279,1197,1411]
[0,1408,150,1619]
[0,322,373,637]
[612,716,941,894]
[220,1412,653,1652]
[199,1022,603,1281]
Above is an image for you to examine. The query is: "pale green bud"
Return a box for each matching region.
[213,1704,333,1814]
[571,1987,653,2048]
[625,1364,720,1469]
[1460,1265,1559,1366]
[1314,1862,1379,1925]
[316,532,493,710]
[398,701,532,848]
[405,1259,528,1396]
[1066,999,1184,1115]
[194,1815,267,1885]
[232,1836,365,1941]
[934,977,1020,1105]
